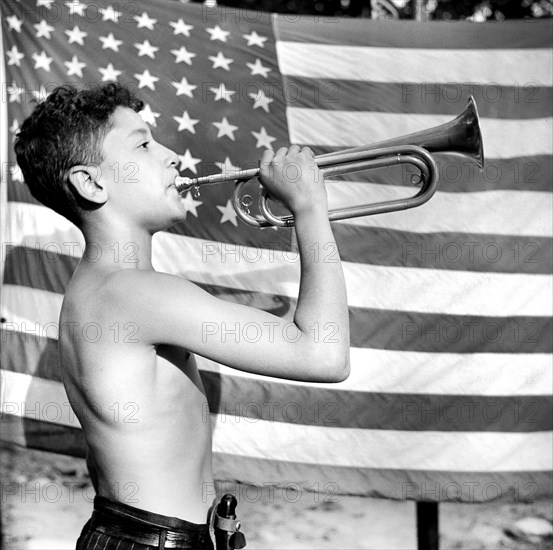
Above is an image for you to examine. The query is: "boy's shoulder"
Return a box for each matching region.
[63,267,196,321]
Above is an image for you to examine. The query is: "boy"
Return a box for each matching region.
[15,82,350,549]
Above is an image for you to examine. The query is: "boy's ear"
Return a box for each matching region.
[67,165,107,205]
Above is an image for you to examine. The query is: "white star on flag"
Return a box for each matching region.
[173,111,199,133]
[34,20,55,39]
[214,157,242,176]
[246,58,271,78]
[169,19,193,36]
[32,51,53,71]
[64,55,86,77]
[252,127,276,149]
[98,63,122,82]
[99,33,123,52]
[7,82,23,103]
[208,52,233,71]
[36,0,55,7]
[6,15,23,32]
[206,25,230,42]
[210,83,236,103]
[135,40,159,59]
[99,6,121,22]
[212,117,239,141]
[178,150,202,173]
[134,70,159,90]
[179,192,203,218]
[139,104,160,126]
[64,1,86,17]
[6,45,24,66]
[65,26,87,45]
[172,77,197,98]
[217,200,239,226]
[170,46,196,65]
[243,31,267,47]
[249,90,273,113]
[134,12,157,30]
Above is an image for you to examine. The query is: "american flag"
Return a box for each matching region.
[1,0,552,503]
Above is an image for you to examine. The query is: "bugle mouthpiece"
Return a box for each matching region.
[175,176,196,193]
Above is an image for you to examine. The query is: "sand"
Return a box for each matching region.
[1,444,552,549]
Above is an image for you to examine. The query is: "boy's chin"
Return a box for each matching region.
[164,213,187,230]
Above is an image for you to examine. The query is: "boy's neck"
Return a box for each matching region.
[81,219,154,271]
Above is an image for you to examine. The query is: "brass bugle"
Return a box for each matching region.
[176,96,484,228]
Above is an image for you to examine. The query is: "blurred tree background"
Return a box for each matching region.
[191,0,553,20]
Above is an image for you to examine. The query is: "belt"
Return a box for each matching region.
[90,508,213,549]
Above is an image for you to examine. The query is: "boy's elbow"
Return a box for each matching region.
[328,356,350,383]
[312,348,350,383]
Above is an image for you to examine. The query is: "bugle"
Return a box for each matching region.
[176,96,484,228]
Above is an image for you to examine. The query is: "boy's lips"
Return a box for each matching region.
[168,174,182,189]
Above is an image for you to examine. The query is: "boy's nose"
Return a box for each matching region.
[167,149,179,168]
[160,143,179,167]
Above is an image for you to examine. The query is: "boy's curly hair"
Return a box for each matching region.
[15,82,143,226]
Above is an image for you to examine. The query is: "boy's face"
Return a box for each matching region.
[97,106,186,231]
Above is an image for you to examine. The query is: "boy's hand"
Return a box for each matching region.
[258,145,327,216]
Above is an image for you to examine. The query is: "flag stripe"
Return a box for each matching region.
[274,16,552,50]
[324,184,552,237]
[276,43,553,86]
[195,352,553,397]
[348,309,552,353]
[333,228,552,274]
[212,415,553,471]
[214,454,553,503]
[280,77,553,119]
[1,415,86,458]
[4,330,551,397]
[287,109,553,158]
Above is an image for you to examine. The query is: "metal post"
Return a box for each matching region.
[416,501,439,550]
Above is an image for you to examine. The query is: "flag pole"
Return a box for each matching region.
[417,501,439,550]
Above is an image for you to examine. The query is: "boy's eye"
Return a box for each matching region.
[139,142,149,149]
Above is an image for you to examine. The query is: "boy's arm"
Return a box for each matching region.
[110,146,350,382]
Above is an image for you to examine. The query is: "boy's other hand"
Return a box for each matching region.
[259,145,327,217]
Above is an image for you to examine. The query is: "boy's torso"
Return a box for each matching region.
[58,263,214,524]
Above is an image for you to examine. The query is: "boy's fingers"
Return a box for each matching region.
[301,146,314,157]
[288,144,301,155]
[260,148,275,170]
[273,146,289,162]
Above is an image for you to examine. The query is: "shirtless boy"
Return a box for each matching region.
[15,82,350,550]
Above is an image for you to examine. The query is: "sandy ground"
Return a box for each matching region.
[1,444,552,550]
